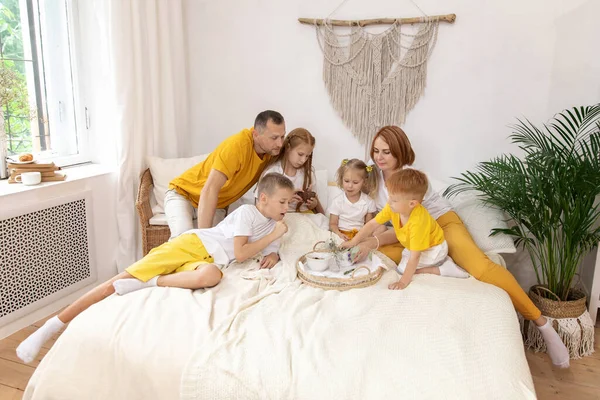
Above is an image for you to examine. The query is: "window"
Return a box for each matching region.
[0,0,87,166]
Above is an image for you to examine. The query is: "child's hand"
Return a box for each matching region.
[260,252,279,269]
[272,220,288,238]
[305,196,318,210]
[334,231,349,241]
[389,278,410,290]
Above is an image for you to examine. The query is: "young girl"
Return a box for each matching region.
[257,128,325,214]
[329,159,378,240]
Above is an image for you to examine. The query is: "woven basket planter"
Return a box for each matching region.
[523,285,595,359]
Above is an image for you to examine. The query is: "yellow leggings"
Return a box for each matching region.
[380,211,541,321]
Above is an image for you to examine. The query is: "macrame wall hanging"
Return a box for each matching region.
[299,12,456,154]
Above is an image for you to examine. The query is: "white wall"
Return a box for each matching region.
[184,0,599,292]
[185,0,600,181]
[0,171,119,339]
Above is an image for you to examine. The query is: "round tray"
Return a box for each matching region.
[296,243,385,291]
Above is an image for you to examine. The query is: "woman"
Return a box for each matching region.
[352,125,570,368]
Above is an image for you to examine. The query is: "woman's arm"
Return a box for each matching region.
[351,227,399,261]
[343,219,381,248]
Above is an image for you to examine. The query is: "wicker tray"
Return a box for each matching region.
[296,243,385,291]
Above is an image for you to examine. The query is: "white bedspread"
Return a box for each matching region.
[24,214,535,400]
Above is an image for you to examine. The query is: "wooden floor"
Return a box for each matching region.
[0,315,598,399]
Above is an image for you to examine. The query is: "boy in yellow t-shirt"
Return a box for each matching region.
[344,169,468,290]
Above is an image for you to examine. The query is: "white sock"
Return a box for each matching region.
[16,316,65,364]
[113,276,158,295]
[438,258,470,278]
[537,320,570,368]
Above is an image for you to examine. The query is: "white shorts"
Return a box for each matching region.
[164,190,226,239]
[397,241,469,278]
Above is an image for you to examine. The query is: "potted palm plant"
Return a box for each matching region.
[444,104,600,358]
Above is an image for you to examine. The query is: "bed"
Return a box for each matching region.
[23,213,535,399]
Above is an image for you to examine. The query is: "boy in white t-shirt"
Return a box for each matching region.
[16,173,294,364]
[116,172,294,290]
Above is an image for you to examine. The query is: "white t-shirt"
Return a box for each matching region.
[257,161,317,212]
[374,167,452,220]
[329,192,377,231]
[189,205,280,265]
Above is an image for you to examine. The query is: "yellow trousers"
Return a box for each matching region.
[380,211,541,321]
[126,233,217,282]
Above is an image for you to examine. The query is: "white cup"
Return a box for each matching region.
[16,171,42,186]
[305,252,332,272]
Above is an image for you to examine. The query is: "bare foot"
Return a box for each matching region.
[414,266,440,275]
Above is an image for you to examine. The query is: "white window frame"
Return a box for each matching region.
[3,0,91,168]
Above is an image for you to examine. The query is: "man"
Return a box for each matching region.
[165,110,285,237]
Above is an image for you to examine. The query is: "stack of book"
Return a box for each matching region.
[7,161,66,184]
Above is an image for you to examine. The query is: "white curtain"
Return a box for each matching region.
[88,0,190,270]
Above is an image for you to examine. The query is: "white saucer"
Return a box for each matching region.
[7,158,35,164]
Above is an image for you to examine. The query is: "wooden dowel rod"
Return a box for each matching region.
[298,14,456,26]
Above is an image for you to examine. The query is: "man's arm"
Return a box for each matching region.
[197,169,227,229]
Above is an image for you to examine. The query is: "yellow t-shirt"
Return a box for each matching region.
[374,203,444,251]
[169,128,271,208]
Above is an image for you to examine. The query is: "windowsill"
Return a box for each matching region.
[0,163,116,197]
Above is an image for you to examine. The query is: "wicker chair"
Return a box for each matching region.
[136,168,171,255]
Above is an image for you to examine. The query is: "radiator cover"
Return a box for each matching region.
[0,191,97,326]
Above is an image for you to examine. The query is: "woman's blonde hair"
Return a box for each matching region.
[335,158,377,197]
[271,128,315,191]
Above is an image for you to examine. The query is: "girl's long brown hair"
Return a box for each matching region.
[271,128,315,191]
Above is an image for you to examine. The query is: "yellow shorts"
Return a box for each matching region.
[126,233,217,282]
[340,229,359,239]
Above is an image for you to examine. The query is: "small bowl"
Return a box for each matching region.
[305,252,332,271]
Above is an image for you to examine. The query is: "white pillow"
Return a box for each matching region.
[326,185,344,218]
[314,169,328,207]
[429,177,516,254]
[147,154,209,214]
